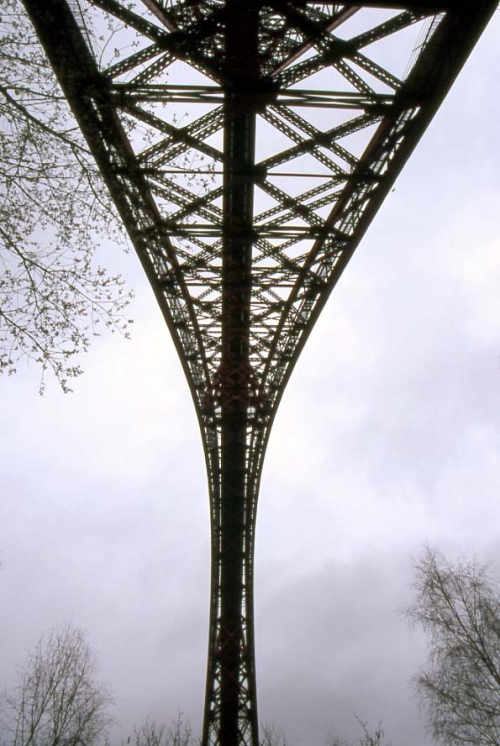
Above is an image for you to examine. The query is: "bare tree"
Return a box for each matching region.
[1,624,114,746]
[0,0,131,392]
[326,718,389,746]
[260,724,290,746]
[260,718,388,746]
[129,715,195,746]
[406,546,500,746]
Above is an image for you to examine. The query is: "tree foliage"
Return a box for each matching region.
[407,546,500,746]
[0,0,131,392]
[0,623,114,746]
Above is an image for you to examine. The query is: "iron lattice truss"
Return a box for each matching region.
[22,1,497,744]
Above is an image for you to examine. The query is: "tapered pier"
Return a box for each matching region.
[22,2,498,744]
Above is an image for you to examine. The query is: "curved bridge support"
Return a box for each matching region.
[21,2,498,744]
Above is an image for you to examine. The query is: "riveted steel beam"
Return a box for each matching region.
[21,2,498,745]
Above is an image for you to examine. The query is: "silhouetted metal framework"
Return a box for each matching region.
[21,1,496,744]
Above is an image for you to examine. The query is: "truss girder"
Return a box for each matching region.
[21,1,498,745]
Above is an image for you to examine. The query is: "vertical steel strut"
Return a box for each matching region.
[210,6,260,744]
[20,2,498,745]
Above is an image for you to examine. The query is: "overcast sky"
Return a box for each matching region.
[2,8,500,746]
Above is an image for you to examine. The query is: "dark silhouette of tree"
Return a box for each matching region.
[407,546,500,746]
[130,715,194,746]
[0,623,114,746]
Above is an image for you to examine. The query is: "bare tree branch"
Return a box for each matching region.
[406,546,500,746]
[1,624,114,746]
[0,0,132,392]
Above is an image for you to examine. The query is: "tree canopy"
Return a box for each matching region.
[407,546,500,746]
[0,0,131,392]
[0,623,114,746]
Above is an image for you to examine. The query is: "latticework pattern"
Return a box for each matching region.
[22,2,497,744]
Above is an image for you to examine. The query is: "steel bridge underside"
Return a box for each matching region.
[21,1,497,745]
